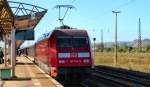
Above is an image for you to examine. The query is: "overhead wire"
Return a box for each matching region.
[93,0,137,36]
[97,0,137,19]
[115,0,136,10]
[57,0,77,4]
[71,0,76,3]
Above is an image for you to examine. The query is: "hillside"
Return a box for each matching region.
[96,39,150,48]
[132,39,150,47]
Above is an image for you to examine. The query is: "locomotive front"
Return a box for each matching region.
[55,29,93,81]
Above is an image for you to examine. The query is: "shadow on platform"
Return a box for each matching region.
[2,77,31,81]
[16,62,34,65]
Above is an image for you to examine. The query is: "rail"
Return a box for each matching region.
[81,66,150,87]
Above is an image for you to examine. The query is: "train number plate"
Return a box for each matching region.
[70,60,82,63]
[70,53,78,57]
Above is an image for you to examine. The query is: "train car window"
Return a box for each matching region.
[57,37,88,48]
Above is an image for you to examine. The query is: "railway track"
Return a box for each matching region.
[81,66,150,87]
[95,66,150,81]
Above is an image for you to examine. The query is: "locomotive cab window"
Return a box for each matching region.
[57,37,88,48]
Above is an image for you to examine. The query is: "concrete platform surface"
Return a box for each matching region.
[0,56,63,87]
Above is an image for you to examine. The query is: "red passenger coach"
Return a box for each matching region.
[23,28,93,80]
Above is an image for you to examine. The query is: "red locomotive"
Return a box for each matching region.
[21,27,94,80]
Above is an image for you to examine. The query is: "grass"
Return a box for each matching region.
[94,52,150,73]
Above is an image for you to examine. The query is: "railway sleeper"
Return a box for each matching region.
[93,73,145,87]
[94,69,150,86]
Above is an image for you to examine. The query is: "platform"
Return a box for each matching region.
[0,56,63,87]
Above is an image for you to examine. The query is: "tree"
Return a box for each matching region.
[118,43,128,52]
[145,45,150,52]
[104,47,112,52]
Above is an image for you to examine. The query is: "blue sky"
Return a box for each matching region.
[11,0,150,43]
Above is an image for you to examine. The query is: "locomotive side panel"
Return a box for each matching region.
[36,40,49,64]
[49,33,58,77]
[35,39,51,73]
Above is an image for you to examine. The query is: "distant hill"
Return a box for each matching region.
[97,39,150,48]
[132,39,150,47]
[103,41,132,48]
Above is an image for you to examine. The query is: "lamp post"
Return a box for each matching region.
[112,11,120,65]
[93,37,96,59]
[101,29,104,52]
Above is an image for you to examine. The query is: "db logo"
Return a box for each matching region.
[70,53,77,57]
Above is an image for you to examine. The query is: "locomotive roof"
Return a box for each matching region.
[55,29,88,37]
[37,29,88,42]
[37,30,53,42]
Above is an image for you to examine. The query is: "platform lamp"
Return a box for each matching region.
[93,37,96,59]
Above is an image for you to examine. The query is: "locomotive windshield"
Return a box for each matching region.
[57,37,88,48]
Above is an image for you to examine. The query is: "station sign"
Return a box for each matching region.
[15,30,34,40]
